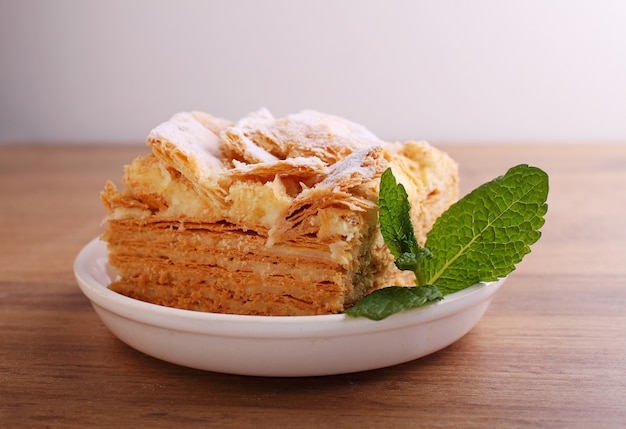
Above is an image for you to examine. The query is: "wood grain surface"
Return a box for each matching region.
[1,143,625,428]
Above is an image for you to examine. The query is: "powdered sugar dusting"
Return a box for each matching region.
[320,145,385,187]
[149,108,389,188]
[286,110,383,146]
[150,112,225,174]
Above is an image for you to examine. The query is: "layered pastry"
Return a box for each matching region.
[101,109,459,316]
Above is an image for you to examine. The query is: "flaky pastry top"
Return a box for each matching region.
[102,108,459,251]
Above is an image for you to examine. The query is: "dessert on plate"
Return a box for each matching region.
[100,108,458,316]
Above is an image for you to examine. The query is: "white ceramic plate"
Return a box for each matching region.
[74,238,506,377]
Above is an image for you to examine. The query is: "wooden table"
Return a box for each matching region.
[1,143,625,428]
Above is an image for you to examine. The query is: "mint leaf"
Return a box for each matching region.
[421,164,549,294]
[344,284,442,320]
[378,168,431,282]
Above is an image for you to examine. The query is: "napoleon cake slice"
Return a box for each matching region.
[100,109,459,316]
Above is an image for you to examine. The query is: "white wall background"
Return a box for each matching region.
[1,0,625,144]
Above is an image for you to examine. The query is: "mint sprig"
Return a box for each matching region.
[378,168,432,283]
[345,164,549,320]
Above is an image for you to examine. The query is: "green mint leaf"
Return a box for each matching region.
[344,284,443,320]
[378,168,430,282]
[422,164,549,294]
